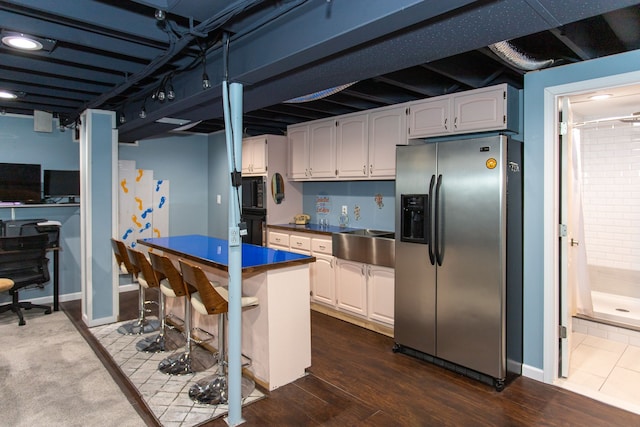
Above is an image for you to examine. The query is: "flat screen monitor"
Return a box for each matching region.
[0,162,41,203]
[43,169,80,203]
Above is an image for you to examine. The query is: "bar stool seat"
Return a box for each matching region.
[179,259,259,405]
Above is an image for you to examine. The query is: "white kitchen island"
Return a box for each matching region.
[138,234,315,391]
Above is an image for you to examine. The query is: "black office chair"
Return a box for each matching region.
[0,234,51,326]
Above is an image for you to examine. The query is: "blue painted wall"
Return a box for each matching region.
[303,181,394,231]
[523,48,640,371]
[0,114,214,305]
[207,131,231,239]
[0,114,81,303]
[119,133,210,236]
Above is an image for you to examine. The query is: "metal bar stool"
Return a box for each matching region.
[110,239,159,335]
[127,247,165,352]
[179,259,259,405]
[150,252,197,375]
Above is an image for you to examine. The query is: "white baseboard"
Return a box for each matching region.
[13,284,139,305]
[522,364,544,382]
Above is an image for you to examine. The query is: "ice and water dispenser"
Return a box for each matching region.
[400,194,429,244]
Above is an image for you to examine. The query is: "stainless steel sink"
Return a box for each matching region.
[332,229,395,268]
[340,229,392,237]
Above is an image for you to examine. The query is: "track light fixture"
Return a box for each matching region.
[119,112,126,124]
[139,106,147,119]
[201,53,211,89]
[155,9,166,20]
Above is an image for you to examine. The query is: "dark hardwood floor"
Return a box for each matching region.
[62,290,639,426]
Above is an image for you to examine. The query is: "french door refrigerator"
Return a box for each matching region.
[393,134,522,391]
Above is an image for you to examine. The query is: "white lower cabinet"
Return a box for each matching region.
[367,265,395,325]
[311,253,335,306]
[335,259,368,317]
[336,259,395,325]
[268,228,394,330]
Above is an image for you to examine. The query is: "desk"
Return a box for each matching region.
[138,234,315,390]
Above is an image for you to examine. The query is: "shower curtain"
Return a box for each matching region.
[570,128,593,316]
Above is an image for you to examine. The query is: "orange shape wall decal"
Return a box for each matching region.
[131,215,142,227]
[134,197,143,211]
[136,169,144,182]
[120,178,129,193]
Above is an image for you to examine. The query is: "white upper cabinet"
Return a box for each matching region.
[308,119,337,179]
[289,84,519,179]
[407,83,519,139]
[407,97,451,138]
[288,124,309,179]
[288,119,337,180]
[241,136,267,175]
[452,85,506,133]
[368,105,407,178]
[336,113,369,178]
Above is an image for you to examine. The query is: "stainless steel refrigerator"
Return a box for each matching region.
[393,134,522,391]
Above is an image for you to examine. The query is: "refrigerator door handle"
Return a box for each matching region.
[435,174,443,266]
[427,174,436,265]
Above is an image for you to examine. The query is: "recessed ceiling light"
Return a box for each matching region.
[589,94,612,101]
[2,34,43,50]
[0,90,18,99]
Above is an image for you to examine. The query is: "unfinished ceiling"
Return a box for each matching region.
[1,0,640,142]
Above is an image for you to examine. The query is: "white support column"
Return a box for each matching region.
[80,109,119,327]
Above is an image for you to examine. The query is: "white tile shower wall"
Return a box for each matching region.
[580,123,640,271]
[573,317,640,347]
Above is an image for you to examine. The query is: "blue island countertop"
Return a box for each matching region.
[138,234,315,273]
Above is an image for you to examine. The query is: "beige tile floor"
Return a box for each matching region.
[91,320,264,427]
[556,317,640,415]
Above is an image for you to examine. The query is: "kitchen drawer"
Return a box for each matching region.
[268,231,289,247]
[290,235,311,252]
[311,238,332,255]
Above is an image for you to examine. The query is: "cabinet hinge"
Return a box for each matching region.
[503,90,506,100]
[559,325,567,339]
[406,107,410,115]
[503,115,506,124]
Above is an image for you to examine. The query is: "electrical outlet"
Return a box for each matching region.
[229,226,240,246]
[216,194,221,204]
[342,205,348,215]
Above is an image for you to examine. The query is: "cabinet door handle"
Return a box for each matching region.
[444,118,448,130]
[296,241,302,246]
[363,165,366,174]
[454,117,458,129]
[361,265,365,275]
[369,164,373,174]
[318,245,326,250]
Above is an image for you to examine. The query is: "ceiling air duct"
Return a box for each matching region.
[284,82,357,103]
[489,40,554,71]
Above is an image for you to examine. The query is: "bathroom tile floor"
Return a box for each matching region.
[556,317,640,415]
[90,320,265,427]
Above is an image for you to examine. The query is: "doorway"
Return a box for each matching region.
[554,82,640,414]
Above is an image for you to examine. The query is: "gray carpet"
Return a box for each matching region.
[0,310,145,427]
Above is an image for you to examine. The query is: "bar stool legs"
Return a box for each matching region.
[135,289,166,352]
[117,285,161,335]
[188,313,255,404]
[158,298,193,375]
